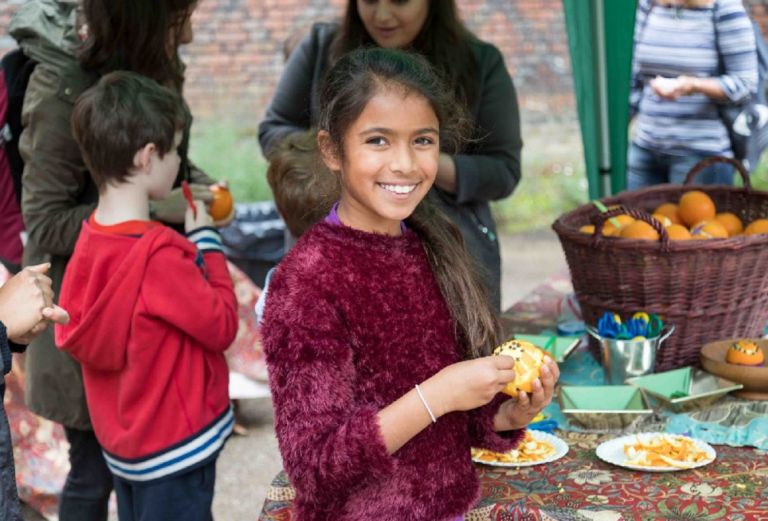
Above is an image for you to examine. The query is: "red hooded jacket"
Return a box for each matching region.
[56,220,238,482]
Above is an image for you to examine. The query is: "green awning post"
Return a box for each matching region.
[563,0,637,198]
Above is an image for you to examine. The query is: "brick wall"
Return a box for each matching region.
[2,1,767,129]
[175,0,576,126]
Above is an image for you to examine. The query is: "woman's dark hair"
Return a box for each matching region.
[330,0,479,108]
[318,48,499,358]
[79,0,196,90]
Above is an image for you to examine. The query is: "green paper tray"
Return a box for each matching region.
[559,385,652,430]
[626,367,743,412]
[514,334,580,363]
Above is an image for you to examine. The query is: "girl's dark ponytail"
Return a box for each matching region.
[406,199,500,359]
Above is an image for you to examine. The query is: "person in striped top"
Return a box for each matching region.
[628,0,758,188]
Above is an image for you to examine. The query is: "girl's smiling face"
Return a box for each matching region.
[356,0,430,49]
[322,85,440,236]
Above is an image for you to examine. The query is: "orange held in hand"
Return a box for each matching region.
[678,191,716,227]
[493,340,546,398]
[208,185,234,221]
[726,340,765,366]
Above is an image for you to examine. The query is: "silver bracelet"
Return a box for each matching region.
[414,384,437,423]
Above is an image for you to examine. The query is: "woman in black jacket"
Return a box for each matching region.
[258,0,522,311]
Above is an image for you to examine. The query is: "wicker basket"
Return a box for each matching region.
[552,157,768,371]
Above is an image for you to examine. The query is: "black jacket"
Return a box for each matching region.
[258,23,523,310]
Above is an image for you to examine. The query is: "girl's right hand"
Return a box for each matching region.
[425,356,516,416]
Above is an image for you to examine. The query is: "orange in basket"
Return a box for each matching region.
[602,215,635,236]
[666,224,692,240]
[744,219,768,236]
[691,220,728,239]
[653,203,682,225]
[714,212,743,237]
[620,221,659,241]
[678,191,716,227]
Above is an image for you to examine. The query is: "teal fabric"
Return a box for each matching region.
[666,401,768,450]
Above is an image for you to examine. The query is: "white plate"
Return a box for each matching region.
[471,430,569,467]
[595,432,716,472]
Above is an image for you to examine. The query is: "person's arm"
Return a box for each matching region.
[263,292,396,496]
[258,25,323,157]
[442,44,522,205]
[263,271,519,493]
[667,1,757,103]
[1,322,12,377]
[711,0,758,104]
[142,231,238,353]
[187,160,217,186]
[20,65,95,257]
[468,357,559,451]
[0,264,70,358]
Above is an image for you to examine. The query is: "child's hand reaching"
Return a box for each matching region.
[154,184,214,224]
[493,357,560,432]
[423,356,517,417]
[0,263,70,344]
[185,200,213,232]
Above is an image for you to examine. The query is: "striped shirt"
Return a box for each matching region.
[631,0,758,156]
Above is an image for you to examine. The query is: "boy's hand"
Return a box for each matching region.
[154,184,213,223]
[0,263,61,342]
[185,200,213,232]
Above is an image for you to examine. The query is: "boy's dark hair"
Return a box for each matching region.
[318,48,499,359]
[267,131,338,238]
[71,71,187,190]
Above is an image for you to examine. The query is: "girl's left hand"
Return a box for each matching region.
[494,357,560,432]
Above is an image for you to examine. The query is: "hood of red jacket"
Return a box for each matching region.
[55,222,195,372]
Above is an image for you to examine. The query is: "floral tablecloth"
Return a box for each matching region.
[258,430,768,521]
[258,271,768,521]
[1,262,266,519]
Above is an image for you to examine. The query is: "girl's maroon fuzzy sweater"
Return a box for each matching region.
[262,222,524,521]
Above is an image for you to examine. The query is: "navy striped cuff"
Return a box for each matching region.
[186,227,224,254]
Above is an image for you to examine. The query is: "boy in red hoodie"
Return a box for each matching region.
[55,71,238,521]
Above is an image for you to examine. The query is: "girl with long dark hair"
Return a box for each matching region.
[262,47,557,521]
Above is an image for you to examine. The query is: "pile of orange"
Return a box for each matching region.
[580,191,768,241]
